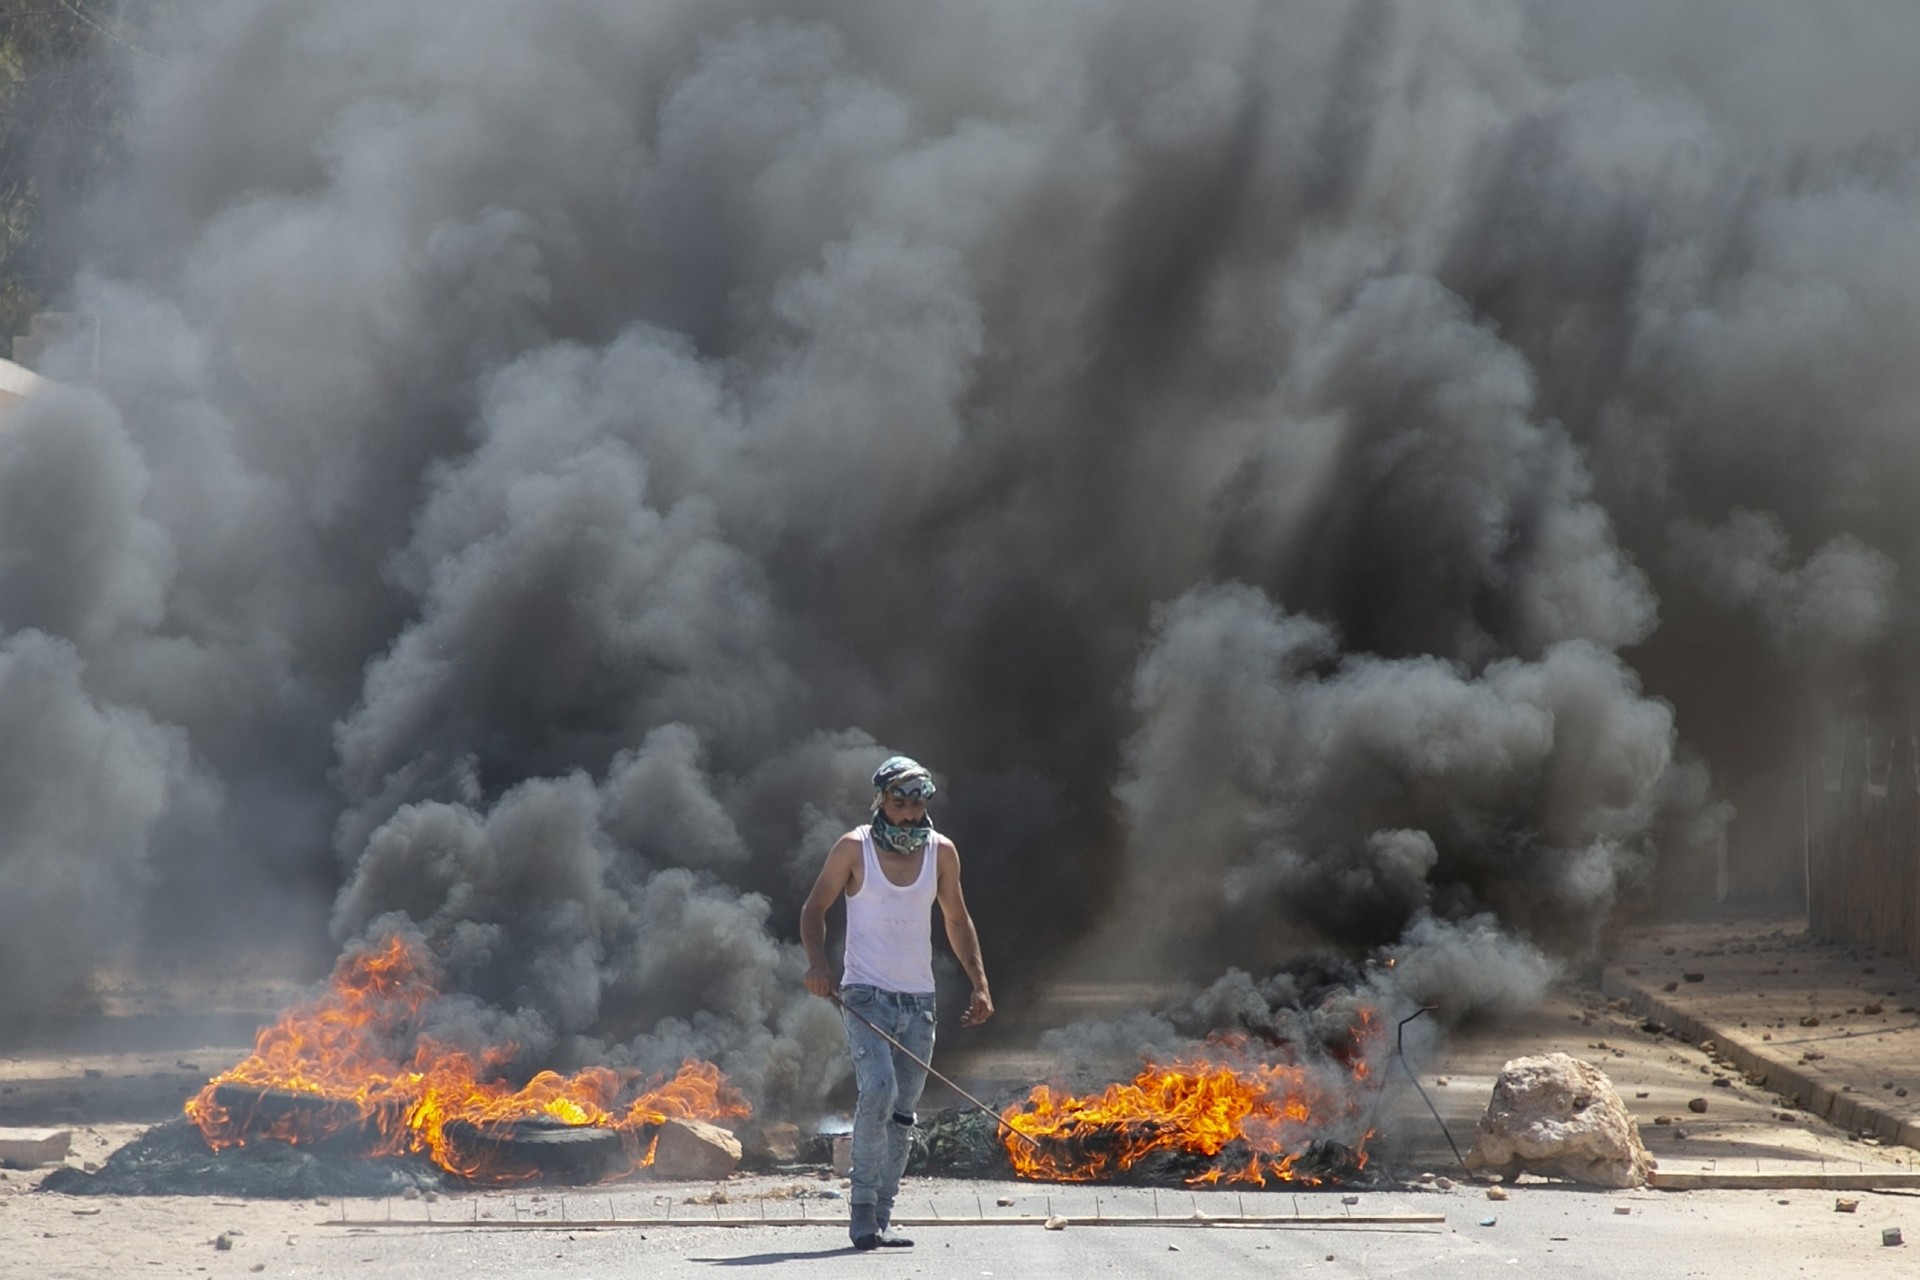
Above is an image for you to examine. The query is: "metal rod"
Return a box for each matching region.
[1395,1007,1469,1171]
[829,993,1043,1150]
[322,1212,1449,1231]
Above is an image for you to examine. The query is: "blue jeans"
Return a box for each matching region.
[840,984,936,1227]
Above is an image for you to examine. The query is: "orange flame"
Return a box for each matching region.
[185,934,749,1183]
[1002,1016,1380,1186]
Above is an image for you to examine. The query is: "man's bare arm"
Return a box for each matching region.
[936,839,993,1026]
[800,835,860,999]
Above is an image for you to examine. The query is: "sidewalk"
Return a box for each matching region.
[1602,917,1920,1157]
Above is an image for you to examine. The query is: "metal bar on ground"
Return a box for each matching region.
[1650,1170,1920,1191]
[321,1212,1447,1231]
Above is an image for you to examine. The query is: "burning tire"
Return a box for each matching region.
[439,1118,641,1185]
[198,1085,399,1153]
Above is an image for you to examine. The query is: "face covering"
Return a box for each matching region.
[870,755,936,853]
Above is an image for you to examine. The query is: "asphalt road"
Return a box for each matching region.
[9,918,1920,1278]
[222,1177,1911,1280]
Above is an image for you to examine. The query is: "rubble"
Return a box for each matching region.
[1464,1053,1653,1189]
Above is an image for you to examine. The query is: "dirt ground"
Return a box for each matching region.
[3,922,1915,1278]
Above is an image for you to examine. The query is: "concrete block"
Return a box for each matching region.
[0,1128,71,1168]
[1895,1118,1920,1152]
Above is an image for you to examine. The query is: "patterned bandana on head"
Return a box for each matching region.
[870,755,936,854]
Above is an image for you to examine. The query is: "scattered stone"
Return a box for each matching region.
[214,1234,233,1251]
[1885,1228,1904,1247]
[1687,1098,1709,1113]
[1435,1177,1454,1190]
[651,1119,743,1181]
[0,1129,72,1170]
[1800,1016,1821,1028]
[1682,973,1704,984]
[1711,1079,1731,1089]
[1900,1089,1910,1098]
[1485,1186,1509,1201]
[1434,1077,1449,1087]
[1836,1198,1859,1214]
[1613,1205,1631,1215]
[1662,982,1679,993]
[1464,1054,1653,1189]
[1044,1215,1067,1230]
[1635,1092,1649,1099]
[1653,1116,1672,1126]
[996,1197,1014,1207]
[1864,1003,1885,1016]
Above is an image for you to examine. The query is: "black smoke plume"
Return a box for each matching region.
[2,0,1914,1109]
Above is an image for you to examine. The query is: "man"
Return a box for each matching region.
[800,755,993,1251]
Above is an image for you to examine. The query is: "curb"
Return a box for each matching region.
[1598,968,1920,1154]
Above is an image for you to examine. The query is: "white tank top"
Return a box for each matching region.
[841,825,939,994]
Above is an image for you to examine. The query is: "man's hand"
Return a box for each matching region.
[961,987,994,1027]
[805,964,837,1000]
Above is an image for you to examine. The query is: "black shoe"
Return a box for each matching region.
[873,1227,915,1248]
[852,1233,881,1252]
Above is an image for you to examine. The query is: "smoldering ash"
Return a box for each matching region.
[1,0,1914,1113]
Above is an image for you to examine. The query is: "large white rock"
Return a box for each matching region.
[649,1118,743,1180]
[1464,1053,1653,1188]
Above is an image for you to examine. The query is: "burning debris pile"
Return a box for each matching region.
[999,1027,1380,1186]
[49,933,750,1195]
[908,980,1393,1188]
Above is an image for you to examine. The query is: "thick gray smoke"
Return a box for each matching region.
[2,0,1915,1105]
